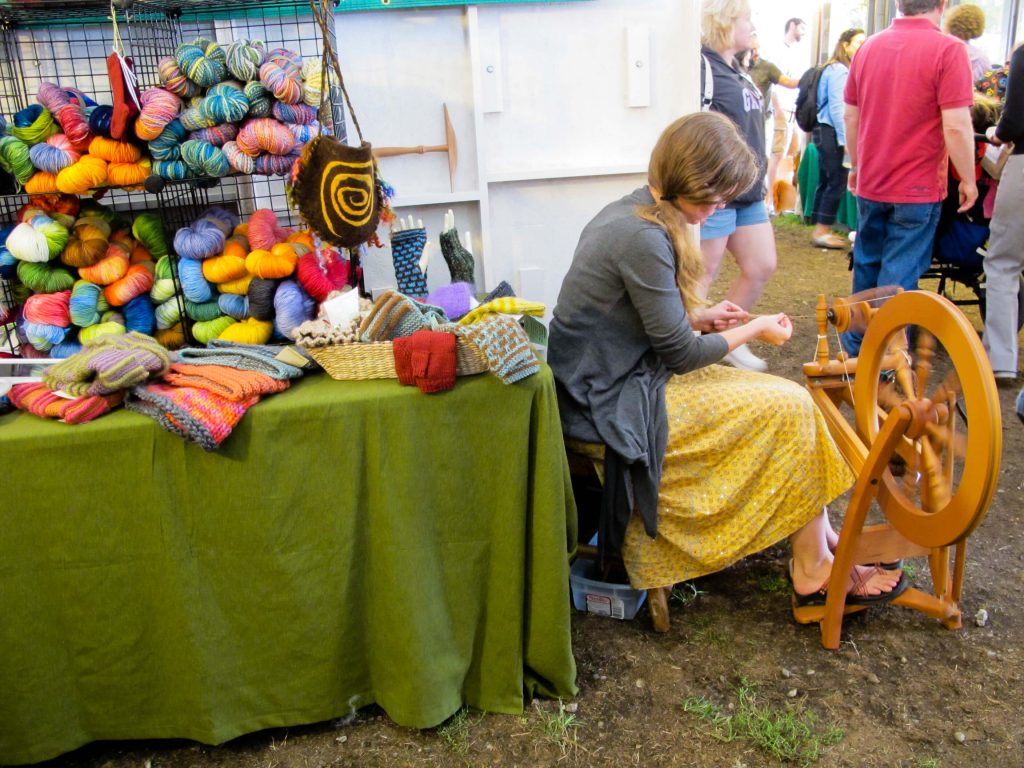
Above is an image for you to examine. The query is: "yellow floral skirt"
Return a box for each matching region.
[621,365,854,590]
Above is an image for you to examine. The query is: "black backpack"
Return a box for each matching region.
[794,65,825,132]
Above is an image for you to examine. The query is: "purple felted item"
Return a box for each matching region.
[426,282,475,322]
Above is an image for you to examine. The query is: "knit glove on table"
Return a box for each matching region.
[357,290,448,342]
[391,228,429,299]
[440,228,474,285]
[9,381,124,424]
[458,314,539,384]
[393,330,458,394]
[174,339,305,380]
[127,382,258,451]
[456,297,545,326]
[43,331,170,396]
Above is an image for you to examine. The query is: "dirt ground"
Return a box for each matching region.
[30,219,1024,768]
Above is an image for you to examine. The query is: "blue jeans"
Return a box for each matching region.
[841,198,941,356]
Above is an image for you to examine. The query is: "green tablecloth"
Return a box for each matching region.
[797,141,859,230]
[0,367,578,765]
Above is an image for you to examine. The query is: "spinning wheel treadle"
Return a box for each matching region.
[802,289,1002,649]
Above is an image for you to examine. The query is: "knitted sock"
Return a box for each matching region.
[164,363,290,401]
[393,329,457,393]
[174,340,305,380]
[481,280,515,304]
[458,315,539,384]
[390,228,429,299]
[457,297,546,326]
[127,382,257,451]
[44,332,170,396]
[439,228,474,284]
[357,290,448,342]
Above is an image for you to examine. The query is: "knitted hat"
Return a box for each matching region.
[43,331,170,396]
[173,339,304,380]
[127,382,258,451]
[163,362,290,401]
[457,296,545,326]
[427,281,475,322]
[458,315,539,384]
[393,329,457,394]
[9,381,123,424]
[357,290,448,342]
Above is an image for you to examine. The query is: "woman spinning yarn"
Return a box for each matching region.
[548,112,906,629]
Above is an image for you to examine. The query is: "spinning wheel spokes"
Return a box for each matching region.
[853,291,1002,548]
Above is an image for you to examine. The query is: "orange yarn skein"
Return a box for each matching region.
[245,243,297,278]
[104,263,155,306]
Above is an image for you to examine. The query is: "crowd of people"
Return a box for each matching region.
[548,0,1020,623]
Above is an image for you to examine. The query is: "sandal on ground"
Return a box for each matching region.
[789,561,909,608]
[811,234,849,250]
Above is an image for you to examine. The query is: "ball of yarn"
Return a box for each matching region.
[177,256,215,303]
[24,171,59,194]
[62,218,111,267]
[51,338,83,359]
[225,39,267,81]
[247,208,292,250]
[29,134,80,174]
[54,100,92,147]
[88,104,114,137]
[222,141,256,174]
[104,263,154,307]
[152,159,190,180]
[242,81,274,118]
[55,155,108,195]
[148,118,188,160]
[217,292,249,320]
[11,105,58,145]
[218,316,273,344]
[135,88,183,142]
[107,158,151,188]
[236,118,295,157]
[273,279,315,339]
[150,277,176,303]
[181,139,230,177]
[24,320,68,351]
[70,280,104,326]
[79,320,126,344]
[24,290,72,326]
[189,123,238,147]
[176,40,228,88]
[5,221,51,262]
[185,298,222,322]
[253,152,295,176]
[202,252,248,283]
[155,323,186,349]
[266,47,303,69]
[200,84,250,124]
[78,242,129,285]
[192,314,236,343]
[301,59,324,108]
[154,299,182,329]
[178,104,216,132]
[272,101,317,125]
[132,213,169,259]
[31,193,81,220]
[217,273,253,295]
[121,294,155,335]
[158,56,201,99]
[259,58,303,105]
[88,135,141,163]
[0,136,35,184]
[297,247,351,301]
[246,243,297,279]
[247,277,278,320]
[17,260,75,293]
[174,218,226,260]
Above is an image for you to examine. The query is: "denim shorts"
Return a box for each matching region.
[700,201,770,241]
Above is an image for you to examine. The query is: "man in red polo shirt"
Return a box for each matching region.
[842,0,976,356]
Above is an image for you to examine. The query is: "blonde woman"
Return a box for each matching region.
[548,113,905,628]
[700,0,777,372]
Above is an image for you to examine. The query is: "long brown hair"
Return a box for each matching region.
[636,112,758,310]
[828,28,864,67]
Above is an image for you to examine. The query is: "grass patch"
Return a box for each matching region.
[682,612,726,648]
[671,581,707,606]
[437,707,481,755]
[680,679,843,766]
[535,700,581,757]
[756,573,791,595]
[772,213,809,230]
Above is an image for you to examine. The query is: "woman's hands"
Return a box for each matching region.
[751,313,793,345]
[691,300,749,332]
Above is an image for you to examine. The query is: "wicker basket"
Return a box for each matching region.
[308,338,489,381]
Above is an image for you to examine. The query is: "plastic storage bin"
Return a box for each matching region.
[570,557,647,620]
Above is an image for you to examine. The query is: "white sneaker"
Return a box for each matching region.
[723,343,768,372]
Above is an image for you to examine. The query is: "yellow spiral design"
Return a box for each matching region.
[320,158,375,239]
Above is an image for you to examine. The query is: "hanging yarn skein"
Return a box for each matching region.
[157,56,201,99]
[225,39,267,82]
[236,118,295,157]
[135,88,183,142]
[175,40,228,88]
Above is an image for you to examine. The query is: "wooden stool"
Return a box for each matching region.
[564,438,670,632]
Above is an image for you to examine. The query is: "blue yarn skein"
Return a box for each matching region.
[200,84,249,124]
[200,207,240,235]
[148,118,188,160]
[176,256,215,303]
[88,105,114,138]
[123,294,155,335]
[273,279,315,340]
[70,281,103,327]
[152,159,190,180]
[174,218,226,260]
[180,139,230,177]
[217,293,249,320]
[29,139,76,173]
[24,320,67,351]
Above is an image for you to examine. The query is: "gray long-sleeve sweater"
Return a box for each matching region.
[549,187,728,552]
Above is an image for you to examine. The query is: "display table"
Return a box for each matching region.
[0,366,578,765]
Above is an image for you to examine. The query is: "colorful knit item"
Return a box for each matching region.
[163,362,290,401]
[43,331,170,396]
[127,382,257,451]
[457,297,545,326]
[357,290,448,342]
[9,381,123,423]
[458,315,539,384]
[173,339,304,380]
[390,228,429,299]
[439,227,475,284]
[392,330,457,394]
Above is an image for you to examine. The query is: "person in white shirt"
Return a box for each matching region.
[766,17,807,208]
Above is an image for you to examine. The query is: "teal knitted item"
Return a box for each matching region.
[440,228,475,284]
[358,290,448,342]
[458,315,539,384]
[173,339,304,380]
[391,228,429,299]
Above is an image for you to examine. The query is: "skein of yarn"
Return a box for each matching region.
[10,105,59,145]
[174,218,226,260]
[29,134,81,174]
[0,136,35,184]
[175,40,228,88]
[246,208,292,250]
[158,56,201,99]
[181,139,230,177]
[259,56,303,105]
[135,88,183,142]
[177,256,215,303]
[225,39,267,81]
[236,118,295,157]
[55,155,108,195]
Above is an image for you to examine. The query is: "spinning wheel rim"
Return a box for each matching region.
[853,291,1002,548]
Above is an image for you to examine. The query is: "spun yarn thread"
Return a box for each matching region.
[243,81,274,118]
[11,105,58,145]
[24,171,59,194]
[23,290,72,326]
[247,208,292,250]
[222,141,255,174]
[79,320,126,344]
[155,299,182,329]
[200,83,249,124]
[186,299,224,323]
[158,56,201,99]
[88,135,141,163]
[217,316,273,345]
[181,139,230,177]
[192,314,236,343]
[217,292,248,319]
[300,59,323,107]
[174,218,226,260]
[123,294,155,335]
[259,59,303,105]
[0,136,35,184]
[55,155,108,195]
[148,119,188,161]
[273,279,314,339]
[246,277,277,320]
[132,213,169,259]
[70,280,104,326]
[189,123,238,147]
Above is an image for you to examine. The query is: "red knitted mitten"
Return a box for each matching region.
[106,51,140,140]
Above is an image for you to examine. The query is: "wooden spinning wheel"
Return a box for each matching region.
[802,289,1002,649]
